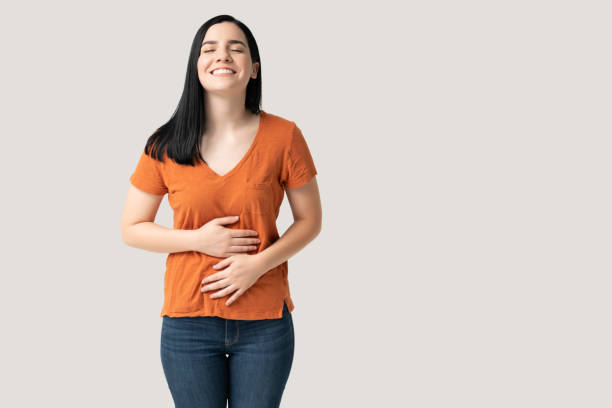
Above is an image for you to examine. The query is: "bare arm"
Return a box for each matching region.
[120,185,195,253]
[253,176,322,272]
[120,185,260,255]
[123,223,198,254]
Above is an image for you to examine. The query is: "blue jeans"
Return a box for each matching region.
[160,301,295,408]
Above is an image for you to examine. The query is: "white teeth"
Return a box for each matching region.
[212,69,235,75]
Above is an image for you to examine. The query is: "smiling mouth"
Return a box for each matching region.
[210,69,236,76]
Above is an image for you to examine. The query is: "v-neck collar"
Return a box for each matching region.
[198,110,265,179]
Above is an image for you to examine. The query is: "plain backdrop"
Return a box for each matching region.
[1,1,610,407]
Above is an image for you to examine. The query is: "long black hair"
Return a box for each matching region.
[142,15,262,166]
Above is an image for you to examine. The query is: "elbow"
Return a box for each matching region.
[120,224,133,247]
[291,217,320,240]
[309,211,322,238]
[309,216,323,239]
[315,219,322,238]
[311,215,322,237]
[121,231,130,247]
[315,210,322,236]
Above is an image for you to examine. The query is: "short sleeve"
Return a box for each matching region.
[129,150,168,196]
[281,122,318,189]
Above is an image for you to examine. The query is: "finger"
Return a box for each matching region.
[201,278,230,292]
[226,288,244,306]
[202,271,226,285]
[210,284,237,299]
[213,256,233,269]
[231,229,259,238]
[229,245,258,253]
[233,237,261,246]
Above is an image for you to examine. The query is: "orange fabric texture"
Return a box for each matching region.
[129,111,317,319]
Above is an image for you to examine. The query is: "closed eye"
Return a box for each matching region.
[203,49,244,53]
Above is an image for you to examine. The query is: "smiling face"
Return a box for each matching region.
[197,22,259,95]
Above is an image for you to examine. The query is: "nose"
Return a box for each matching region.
[216,49,231,62]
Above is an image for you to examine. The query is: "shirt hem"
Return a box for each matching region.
[160,298,294,320]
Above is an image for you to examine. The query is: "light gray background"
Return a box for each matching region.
[1,1,610,407]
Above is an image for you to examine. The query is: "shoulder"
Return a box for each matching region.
[134,144,175,175]
[261,111,302,153]
[262,111,297,137]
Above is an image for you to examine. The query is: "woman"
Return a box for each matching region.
[120,15,321,408]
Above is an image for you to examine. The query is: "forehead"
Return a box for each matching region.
[202,22,247,44]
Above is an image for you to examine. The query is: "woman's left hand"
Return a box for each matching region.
[201,254,267,306]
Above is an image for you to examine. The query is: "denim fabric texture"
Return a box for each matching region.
[160,301,295,407]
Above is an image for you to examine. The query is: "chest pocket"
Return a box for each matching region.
[243,180,274,215]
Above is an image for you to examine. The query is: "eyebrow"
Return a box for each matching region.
[201,40,247,47]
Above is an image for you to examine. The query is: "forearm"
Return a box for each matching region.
[254,218,321,274]
[122,222,195,254]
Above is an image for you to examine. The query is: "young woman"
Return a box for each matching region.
[120,15,321,408]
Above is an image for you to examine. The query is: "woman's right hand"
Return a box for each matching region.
[191,215,260,257]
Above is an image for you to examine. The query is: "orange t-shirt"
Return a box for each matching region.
[129,110,317,319]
